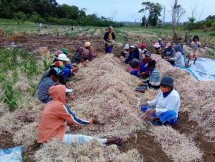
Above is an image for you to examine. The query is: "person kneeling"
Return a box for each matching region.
[136,60,160,93]
[140,76,180,125]
[38,85,122,146]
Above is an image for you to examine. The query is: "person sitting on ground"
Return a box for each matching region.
[38,85,122,146]
[138,43,147,61]
[140,76,180,125]
[136,60,160,93]
[51,54,79,84]
[104,26,116,54]
[188,35,204,64]
[153,42,162,55]
[158,38,163,49]
[125,45,139,65]
[38,67,63,103]
[128,58,140,77]
[71,42,95,65]
[121,44,130,58]
[167,45,185,67]
[138,51,152,78]
[163,42,175,65]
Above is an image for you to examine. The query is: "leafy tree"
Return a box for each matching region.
[139,2,162,27]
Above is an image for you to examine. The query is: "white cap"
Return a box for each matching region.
[130,45,135,48]
[124,44,129,50]
[66,88,73,93]
[57,54,70,62]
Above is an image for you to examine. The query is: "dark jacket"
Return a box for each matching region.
[125,48,139,64]
[104,32,116,42]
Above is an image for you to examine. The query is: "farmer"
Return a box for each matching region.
[138,51,152,78]
[136,60,160,93]
[51,54,79,83]
[188,35,204,64]
[167,45,185,67]
[125,45,139,65]
[140,76,180,125]
[129,58,140,77]
[163,42,175,65]
[71,42,95,65]
[38,85,122,146]
[138,43,147,61]
[121,44,130,58]
[158,38,164,48]
[104,26,116,54]
[38,67,63,103]
[153,42,162,55]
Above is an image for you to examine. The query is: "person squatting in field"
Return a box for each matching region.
[51,53,79,84]
[38,67,73,104]
[140,76,181,125]
[71,41,95,66]
[136,60,161,93]
[38,85,122,146]
[104,26,116,54]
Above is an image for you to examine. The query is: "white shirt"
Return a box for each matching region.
[170,52,185,67]
[147,89,181,117]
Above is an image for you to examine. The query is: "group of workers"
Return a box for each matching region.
[36,26,203,148]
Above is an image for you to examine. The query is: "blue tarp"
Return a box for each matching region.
[181,58,215,81]
[0,146,22,162]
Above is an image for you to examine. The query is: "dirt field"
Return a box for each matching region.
[0,29,214,162]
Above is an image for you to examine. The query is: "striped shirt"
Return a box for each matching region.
[149,67,161,86]
[37,77,54,103]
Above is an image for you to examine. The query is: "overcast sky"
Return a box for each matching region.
[57,0,215,22]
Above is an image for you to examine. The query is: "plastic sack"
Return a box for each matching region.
[0,146,23,162]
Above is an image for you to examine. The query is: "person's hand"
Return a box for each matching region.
[81,62,87,67]
[145,109,156,116]
[72,67,79,72]
[141,102,148,106]
[92,118,104,125]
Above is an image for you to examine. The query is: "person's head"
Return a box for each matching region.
[124,44,130,51]
[165,42,172,49]
[160,76,174,93]
[57,54,70,64]
[131,58,140,68]
[48,85,67,104]
[48,67,63,82]
[108,26,113,33]
[61,48,69,55]
[140,43,146,50]
[84,42,91,49]
[193,35,199,42]
[129,45,136,52]
[55,50,63,57]
[147,60,156,71]
[145,51,151,59]
[154,42,161,50]
[158,38,162,42]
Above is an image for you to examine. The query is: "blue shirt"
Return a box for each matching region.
[38,77,55,103]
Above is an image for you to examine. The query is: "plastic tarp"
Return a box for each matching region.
[181,58,215,81]
[0,146,22,162]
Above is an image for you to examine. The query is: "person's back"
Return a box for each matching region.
[164,48,174,57]
[149,67,160,87]
[174,52,185,67]
[38,77,54,103]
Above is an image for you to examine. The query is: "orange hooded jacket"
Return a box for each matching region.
[38,85,92,143]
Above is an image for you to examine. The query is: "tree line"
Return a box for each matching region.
[0,0,121,27]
